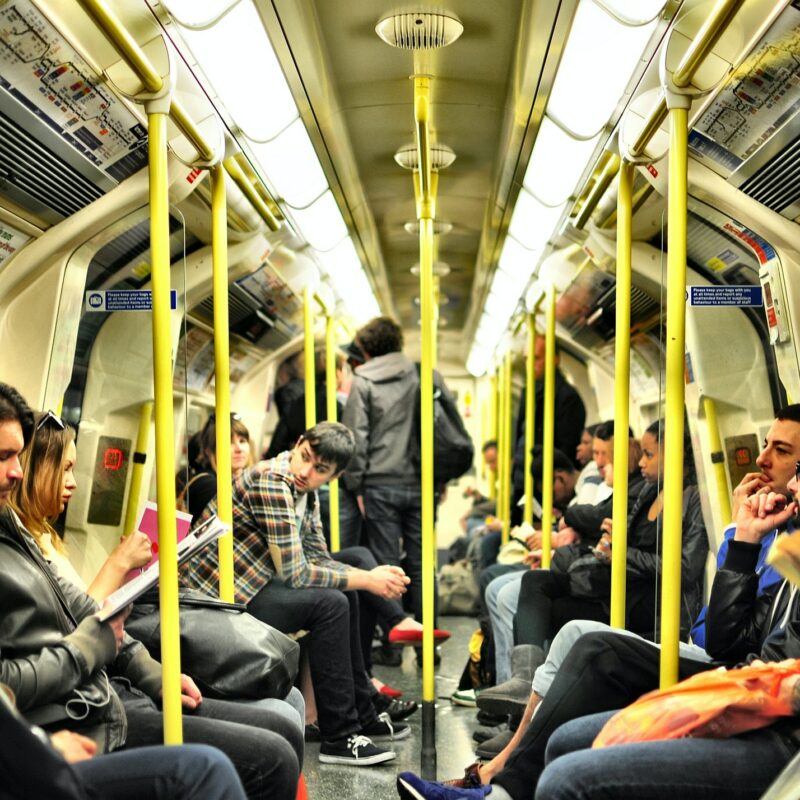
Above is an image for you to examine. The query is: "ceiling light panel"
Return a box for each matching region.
[508,192,566,252]
[292,190,348,251]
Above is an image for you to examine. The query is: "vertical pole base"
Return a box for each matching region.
[421,699,437,779]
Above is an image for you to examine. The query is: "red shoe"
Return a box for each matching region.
[379,684,403,699]
[388,627,451,644]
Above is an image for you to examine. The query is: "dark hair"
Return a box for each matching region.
[200,414,251,466]
[776,404,800,424]
[482,440,498,452]
[594,421,634,441]
[356,316,403,358]
[530,446,576,485]
[642,418,696,484]
[584,423,600,438]
[0,383,34,448]
[299,421,355,473]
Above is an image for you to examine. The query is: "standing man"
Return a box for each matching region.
[182,420,411,766]
[511,337,586,524]
[342,316,453,623]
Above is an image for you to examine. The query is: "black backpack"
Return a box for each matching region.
[411,364,475,484]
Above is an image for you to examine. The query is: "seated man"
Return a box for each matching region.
[395,404,800,799]
[0,383,301,800]
[0,683,246,800]
[182,420,411,766]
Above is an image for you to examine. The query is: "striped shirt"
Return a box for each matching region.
[180,450,352,604]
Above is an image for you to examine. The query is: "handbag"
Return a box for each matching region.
[550,542,610,599]
[593,659,800,748]
[127,590,300,701]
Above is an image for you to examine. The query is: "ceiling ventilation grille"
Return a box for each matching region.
[375,11,463,50]
[0,108,103,218]
[739,134,800,214]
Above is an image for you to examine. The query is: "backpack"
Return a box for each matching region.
[411,364,475,484]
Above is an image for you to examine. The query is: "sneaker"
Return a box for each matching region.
[373,693,419,721]
[304,722,321,742]
[360,712,411,741]
[397,772,491,799]
[450,688,480,707]
[319,734,396,766]
[472,723,506,744]
[442,762,483,788]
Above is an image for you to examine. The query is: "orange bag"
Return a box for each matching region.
[593,659,800,748]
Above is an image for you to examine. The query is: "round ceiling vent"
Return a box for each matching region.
[394,142,456,171]
[376,11,463,50]
[404,220,453,235]
[410,261,451,276]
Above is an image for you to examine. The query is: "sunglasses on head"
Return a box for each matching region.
[36,410,65,432]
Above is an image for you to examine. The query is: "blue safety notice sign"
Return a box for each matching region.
[687,286,763,307]
[85,290,178,312]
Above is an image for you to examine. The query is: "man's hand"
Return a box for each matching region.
[368,565,409,600]
[735,489,797,543]
[102,604,132,654]
[525,530,542,551]
[357,495,366,518]
[174,674,203,710]
[731,471,771,520]
[50,730,97,764]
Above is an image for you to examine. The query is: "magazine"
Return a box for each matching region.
[98,514,229,620]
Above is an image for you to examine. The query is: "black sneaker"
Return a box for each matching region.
[360,712,411,741]
[304,722,321,742]
[373,693,419,721]
[319,734,396,766]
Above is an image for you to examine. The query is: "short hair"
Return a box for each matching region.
[200,414,251,467]
[299,421,355,473]
[584,423,600,438]
[594,421,634,441]
[11,412,75,552]
[776,404,800,425]
[0,383,34,447]
[482,440,498,452]
[356,317,403,358]
[530,446,576,485]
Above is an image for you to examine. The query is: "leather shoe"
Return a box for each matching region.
[373,693,419,721]
[475,728,513,759]
[389,627,451,644]
[476,644,544,717]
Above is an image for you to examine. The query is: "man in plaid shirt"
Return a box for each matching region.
[182,421,412,766]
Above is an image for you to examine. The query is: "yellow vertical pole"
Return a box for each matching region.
[540,287,556,568]
[481,398,488,482]
[123,401,153,535]
[495,365,507,525]
[610,161,634,629]
[523,314,536,525]
[148,110,182,744]
[415,72,436,777]
[703,396,732,524]
[660,100,690,689]
[211,164,234,603]
[488,372,498,500]
[326,313,341,552]
[501,350,513,544]
[304,287,316,428]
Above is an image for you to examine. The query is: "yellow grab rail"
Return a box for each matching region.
[703,396,732,525]
[540,287,556,568]
[123,401,153,536]
[223,157,281,231]
[501,350,513,545]
[659,102,690,689]
[574,155,621,230]
[326,313,341,552]
[303,288,317,429]
[523,314,536,526]
[148,110,183,744]
[489,371,498,500]
[609,161,634,629]
[211,164,234,602]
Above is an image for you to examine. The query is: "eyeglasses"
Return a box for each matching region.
[36,410,65,432]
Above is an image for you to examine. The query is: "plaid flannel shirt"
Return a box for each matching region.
[180,450,352,604]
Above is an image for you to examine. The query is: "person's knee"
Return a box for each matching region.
[535,751,595,800]
[255,734,300,798]
[180,745,243,795]
[314,588,350,621]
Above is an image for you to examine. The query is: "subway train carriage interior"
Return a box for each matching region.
[2,0,800,798]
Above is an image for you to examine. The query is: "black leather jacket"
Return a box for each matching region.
[0,508,162,751]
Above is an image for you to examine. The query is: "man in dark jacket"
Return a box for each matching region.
[397,406,800,800]
[0,383,301,799]
[510,337,585,524]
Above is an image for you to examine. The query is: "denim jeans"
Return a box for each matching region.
[334,546,406,673]
[536,710,795,800]
[363,484,432,622]
[319,484,364,550]
[75,744,246,800]
[235,685,305,734]
[247,579,377,741]
[121,693,301,800]
[532,619,712,698]
[492,631,714,798]
[485,569,526,683]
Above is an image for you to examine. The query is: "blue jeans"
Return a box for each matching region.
[75,745,246,800]
[485,570,526,683]
[364,484,431,622]
[537,711,795,800]
[235,685,305,734]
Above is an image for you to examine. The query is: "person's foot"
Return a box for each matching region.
[475,728,514,760]
[389,625,451,644]
[319,735,396,766]
[360,712,411,741]
[472,723,506,744]
[372,642,402,667]
[304,721,321,742]
[442,761,483,788]
[475,709,506,726]
[372,676,404,698]
[450,688,480,707]
[373,693,419,720]
[397,772,492,798]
